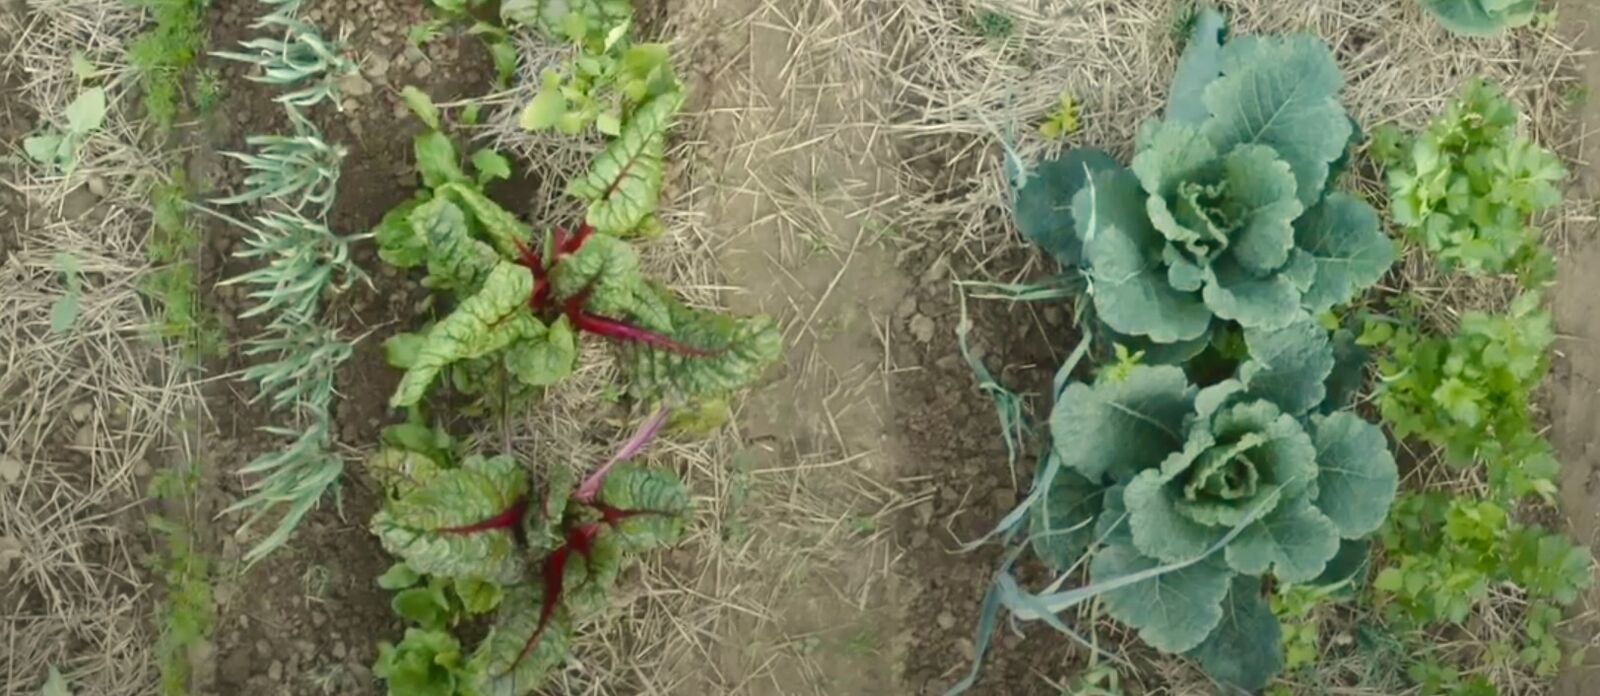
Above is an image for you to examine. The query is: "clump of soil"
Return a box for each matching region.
[197,0,495,692]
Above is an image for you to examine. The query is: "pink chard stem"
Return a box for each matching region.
[575,407,672,503]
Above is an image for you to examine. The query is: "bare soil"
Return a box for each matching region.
[1551,1,1600,693]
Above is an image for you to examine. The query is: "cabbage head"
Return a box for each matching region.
[1031,319,1397,691]
[1015,26,1394,352]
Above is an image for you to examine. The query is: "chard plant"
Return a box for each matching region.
[1373,79,1564,281]
[212,16,354,108]
[374,89,780,412]
[367,420,689,695]
[1012,9,1393,361]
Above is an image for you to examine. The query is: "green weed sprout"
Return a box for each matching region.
[226,417,344,565]
[241,323,354,415]
[219,210,368,328]
[213,108,346,215]
[213,18,353,108]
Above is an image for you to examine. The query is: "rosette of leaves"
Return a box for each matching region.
[374,90,780,410]
[1419,0,1537,37]
[1030,320,1398,691]
[1012,10,1393,358]
[367,425,691,695]
[1374,79,1564,279]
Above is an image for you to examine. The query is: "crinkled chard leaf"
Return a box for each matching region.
[549,233,672,329]
[375,198,427,268]
[411,196,501,297]
[597,464,691,550]
[505,315,578,388]
[371,455,529,584]
[619,289,783,403]
[567,90,684,237]
[466,585,573,696]
[436,182,535,259]
[391,262,547,407]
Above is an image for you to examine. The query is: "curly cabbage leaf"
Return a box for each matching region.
[1020,33,1391,350]
[1421,0,1537,37]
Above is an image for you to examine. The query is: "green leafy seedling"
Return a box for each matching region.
[25,87,107,175]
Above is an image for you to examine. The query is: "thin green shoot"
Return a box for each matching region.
[212,17,354,108]
[213,107,346,215]
[208,207,368,328]
[226,418,344,565]
[240,323,353,415]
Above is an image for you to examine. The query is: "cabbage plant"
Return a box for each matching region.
[1032,319,1397,690]
[1014,10,1393,358]
[1420,0,1537,36]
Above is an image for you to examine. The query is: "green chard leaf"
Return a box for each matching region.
[596,465,691,549]
[466,585,573,696]
[411,197,501,296]
[567,90,684,237]
[391,262,546,407]
[371,455,530,585]
[619,289,783,403]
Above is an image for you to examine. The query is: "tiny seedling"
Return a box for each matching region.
[50,253,83,335]
[509,1,677,137]
[25,87,107,175]
[1038,92,1079,141]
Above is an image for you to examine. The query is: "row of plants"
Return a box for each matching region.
[364,2,779,694]
[207,0,364,564]
[952,6,1589,695]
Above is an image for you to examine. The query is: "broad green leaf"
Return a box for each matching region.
[392,585,452,629]
[519,86,566,131]
[1013,148,1119,267]
[598,465,691,549]
[24,133,64,165]
[620,290,783,403]
[402,86,442,130]
[1095,484,1134,547]
[506,314,578,387]
[1049,364,1194,482]
[1421,0,1537,36]
[1076,168,1213,343]
[40,666,72,696]
[567,90,684,236]
[1219,144,1302,273]
[466,585,573,696]
[1293,193,1394,314]
[384,332,427,369]
[1321,328,1369,414]
[65,87,107,134]
[1311,412,1397,538]
[378,561,422,590]
[1202,35,1351,209]
[1223,494,1340,583]
[1165,8,1227,125]
[1309,537,1371,589]
[368,448,446,499]
[375,199,428,268]
[412,197,500,296]
[372,455,529,584]
[1091,541,1231,653]
[1030,469,1106,571]
[1201,255,1304,330]
[415,131,469,188]
[1241,319,1335,416]
[453,577,505,614]
[436,182,533,259]
[471,149,513,184]
[376,629,463,696]
[1185,576,1284,693]
[391,262,545,407]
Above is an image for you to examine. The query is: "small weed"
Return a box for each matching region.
[150,464,215,696]
[840,627,879,657]
[24,87,106,174]
[128,0,206,130]
[144,176,226,359]
[966,10,1015,40]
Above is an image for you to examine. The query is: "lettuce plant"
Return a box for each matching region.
[1013,11,1393,358]
[375,90,780,410]
[367,420,689,695]
[1031,319,1397,691]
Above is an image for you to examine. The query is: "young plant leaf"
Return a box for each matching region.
[566,90,684,237]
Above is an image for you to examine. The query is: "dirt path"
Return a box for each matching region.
[677,0,910,692]
[1552,2,1600,693]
